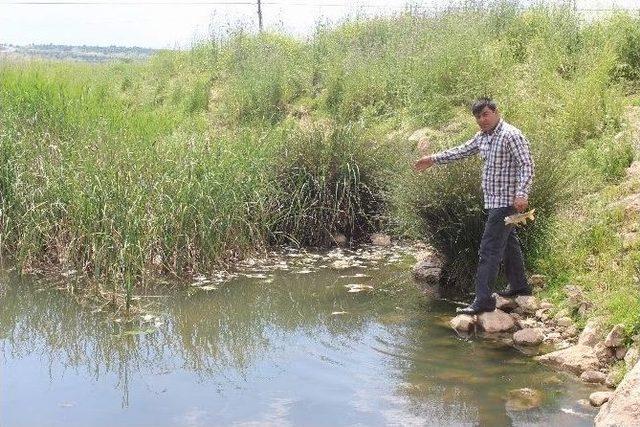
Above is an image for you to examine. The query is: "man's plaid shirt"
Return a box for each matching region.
[432,119,534,209]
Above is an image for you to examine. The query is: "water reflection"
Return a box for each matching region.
[0,249,597,426]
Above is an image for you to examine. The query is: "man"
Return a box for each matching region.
[413,98,535,315]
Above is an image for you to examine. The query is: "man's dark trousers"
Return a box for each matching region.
[474,206,528,305]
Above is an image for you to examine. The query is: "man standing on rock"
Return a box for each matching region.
[413,97,535,314]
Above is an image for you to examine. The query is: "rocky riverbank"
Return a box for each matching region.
[443,275,640,425]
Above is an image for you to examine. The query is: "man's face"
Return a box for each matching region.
[474,106,500,133]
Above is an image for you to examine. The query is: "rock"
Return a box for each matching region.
[512,306,526,316]
[510,312,523,321]
[515,296,538,313]
[495,295,518,312]
[535,344,601,375]
[565,285,586,308]
[513,328,544,346]
[535,308,550,321]
[556,317,574,328]
[604,324,625,348]
[595,360,640,426]
[595,342,617,365]
[370,233,391,246]
[477,309,516,333]
[450,315,475,333]
[539,301,554,310]
[505,388,544,411]
[590,391,612,407]
[554,308,570,320]
[332,233,347,246]
[616,346,628,360]
[579,319,605,347]
[563,324,579,338]
[578,301,594,318]
[528,274,547,288]
[517,317,539,329]
[581,370,607,384]
[555,340,573,350]
[605,371,621,388]
[544,332,563,343]
[624,346,639,370]
[412,252,442,286]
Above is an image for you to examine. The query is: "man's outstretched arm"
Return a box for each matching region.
[414,135,480,172]
[432,135,480,165]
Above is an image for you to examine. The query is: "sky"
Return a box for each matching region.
[0,0,638,49]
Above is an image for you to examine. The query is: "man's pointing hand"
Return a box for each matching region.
[413,156,435,172]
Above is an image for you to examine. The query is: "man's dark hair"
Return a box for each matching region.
[471,97,497,117]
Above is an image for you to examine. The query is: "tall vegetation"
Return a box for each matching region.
[0,4,639,312]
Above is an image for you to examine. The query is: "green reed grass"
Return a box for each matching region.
[0,4,639,315]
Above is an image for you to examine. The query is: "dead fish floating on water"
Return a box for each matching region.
[344,284,374,293]
[504,209,535,226]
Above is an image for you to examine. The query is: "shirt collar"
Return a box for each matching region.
[483,119,504,136]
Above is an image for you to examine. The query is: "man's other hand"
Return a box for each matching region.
[514,196,528,213]
[413,156,435,172]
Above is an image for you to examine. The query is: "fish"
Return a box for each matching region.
[344,284,374,293]
[504,208,536,226]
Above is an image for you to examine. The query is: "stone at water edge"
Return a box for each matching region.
[539,301,554,310]
[450,315,475,333]
[553,308,570,320]
[578,318,605,347]
[495,295,518,311]
[594,342,617,365]
[578,301,594,318]
[556,317,574,328]
[505,388,544,411]
[514,295,538,313]
[477,309,517,333]
[517,317,539,330]
[624,346,639,369]
[544,331,563,344]
[513,328,544,346]
[615,346,628,360]
[535,308,551,321]
[535,344,601,375]
[590,391,613,407]
[412,252,442,284]
[331,233,347,246]
[604,324,625,348]
[370,233,391,246]
[580,370,607,384]
[565,285,587,308]
[562,324,580,339]
[605,371,619,388]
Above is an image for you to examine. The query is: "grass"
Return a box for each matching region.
[0,3,639,326]
[534,168,640,336]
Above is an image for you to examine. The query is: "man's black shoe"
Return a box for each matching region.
[455,303,495,315]
[496,287,533,298]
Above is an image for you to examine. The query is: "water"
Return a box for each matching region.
[0,246,598,426]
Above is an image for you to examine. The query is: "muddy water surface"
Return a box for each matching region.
[0,246,598,426]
